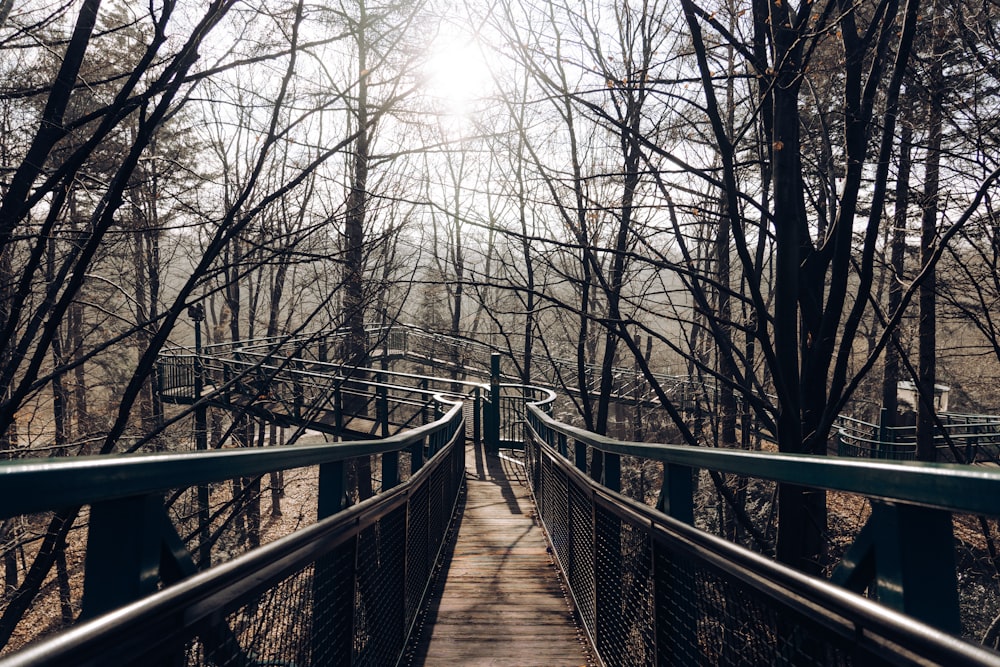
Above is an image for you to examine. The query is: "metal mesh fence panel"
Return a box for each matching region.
[525,436,998,667]
[311,539,356,667]
[428,460,447,554]
[354,507,407,666]
[405,483,430,628]
[544,455,569,562]
[568,476,595,636]
[193,564,318,667]
[7,438,466,667]
[653,544,851,666]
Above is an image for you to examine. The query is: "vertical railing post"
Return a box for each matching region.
[410,436,425,473]
[877,407,889,459]
[574,439,587,473]
[81,495,163,619]
[488,353,501,449]
[318,461,348,519]
[377,372,389,437]
[379,372,399,490]
[966,423,978,463]
[473,387,482,446]
[605,452,620,493]
[383,449,400,491]
[334,381,344,432]
[222,357,231,402]
[314,459,354,667]
[291,361,302,422]
[188,305,211,569]
[656,463,694,524]
[420,378,429,425]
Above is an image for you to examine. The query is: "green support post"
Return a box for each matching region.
[377,372,389,437]
[877,407,889,459]
[488,353,501,449]
[81,495,163,619]
[831,501,960,634]
[318,460,348,519]
[382,375,399,490]
[334,383,344,433]
[293,354,303,420]
[473,387,481,446]
[383,452,399,491]
[966,423,978,462]
[420,378,430,425]
[605,452,621,493]
[574,439,587,472]
[410,437,425,473]
[656,463,694,524]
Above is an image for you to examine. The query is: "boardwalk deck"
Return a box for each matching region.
[407,441,592,667]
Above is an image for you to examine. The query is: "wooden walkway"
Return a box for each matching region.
[407,441,592,666]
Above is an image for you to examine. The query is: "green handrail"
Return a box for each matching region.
[525,401,1000,636]
[527,403,1000,516]
[0,400,463,520]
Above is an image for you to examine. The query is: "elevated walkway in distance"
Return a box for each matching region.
[407,440,591,666]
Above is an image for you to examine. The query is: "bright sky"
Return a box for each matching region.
[421,31,494,124]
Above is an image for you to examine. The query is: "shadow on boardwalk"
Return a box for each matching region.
[405,439,593,667]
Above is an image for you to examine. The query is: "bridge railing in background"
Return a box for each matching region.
[525,403,1000,665]
[0,400,465,666]
[157,353,196,401]
[836,412,1000,463]
[157,347,493,442]
[160,344,555,454]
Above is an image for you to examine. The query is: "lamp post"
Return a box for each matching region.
[188,303,210,566]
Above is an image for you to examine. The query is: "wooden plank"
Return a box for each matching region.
[406,441,593,666]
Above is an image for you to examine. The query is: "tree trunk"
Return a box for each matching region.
[344,4,373,501]
[882,123,913,428]
[0,509,79,648]
[918,10,945,462]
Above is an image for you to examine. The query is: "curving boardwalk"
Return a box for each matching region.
[407,440,592,666]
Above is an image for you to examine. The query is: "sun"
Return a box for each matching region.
[421,35,493,120]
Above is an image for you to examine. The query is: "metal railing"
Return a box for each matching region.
[167,323,1000,464]
[835,412,1000,462]
[525,403,1000,665]
[0,399,466,666]
[157,351,487,437]
[174,323,687,402]
[158,347,552,453]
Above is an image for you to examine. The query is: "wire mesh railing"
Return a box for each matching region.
[0,399,465,666]
[525,403,1000,666]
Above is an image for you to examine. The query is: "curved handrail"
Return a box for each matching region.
[525,425,1000,666]
[526,402,1000,517]
[0,397,467,667]
[163,324,1000,466]
[0,399,463,520]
